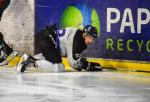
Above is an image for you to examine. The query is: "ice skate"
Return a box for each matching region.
[17,54,36,72]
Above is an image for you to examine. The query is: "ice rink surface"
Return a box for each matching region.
[0,67,150,102]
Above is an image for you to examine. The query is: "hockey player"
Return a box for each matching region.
[0,0,17,65]
[17,25,102,72]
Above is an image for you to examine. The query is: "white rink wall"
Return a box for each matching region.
[0,0,34,54]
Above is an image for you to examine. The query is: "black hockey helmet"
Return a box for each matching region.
[83,25,98,38]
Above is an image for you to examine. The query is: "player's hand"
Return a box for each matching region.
[87,62,102,71]
[73,58,88,71]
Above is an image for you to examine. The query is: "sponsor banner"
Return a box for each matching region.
[35,0,150,62]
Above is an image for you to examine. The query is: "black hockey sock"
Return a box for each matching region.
[0,32,4,43]
[1,41,13,56]
[0,32,13,56]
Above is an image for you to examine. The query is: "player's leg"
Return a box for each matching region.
[0,0,18,65]
[0,32,18,65]
[0,0,11,21]
[35,27,62,63]
[33,53,65,72]
[35,60,65,72]
[17,26,65,72]
[17,54,65,73]
[36,39,62,63]
[0,32,13,55]
[0,0,12,57]
[34,29,65,72]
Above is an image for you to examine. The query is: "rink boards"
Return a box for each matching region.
[6,56,150,72]
[34,0,150,72]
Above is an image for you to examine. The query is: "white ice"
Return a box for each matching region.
[0,67,150,102]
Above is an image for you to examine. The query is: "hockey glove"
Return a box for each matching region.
[86,62,102,71]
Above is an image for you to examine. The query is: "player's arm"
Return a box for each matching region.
[67,30,101,71]
[67,49,102,71]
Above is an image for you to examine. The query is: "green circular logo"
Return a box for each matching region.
[59,2,100,37]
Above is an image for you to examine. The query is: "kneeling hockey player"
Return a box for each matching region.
[17,25,102,72]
